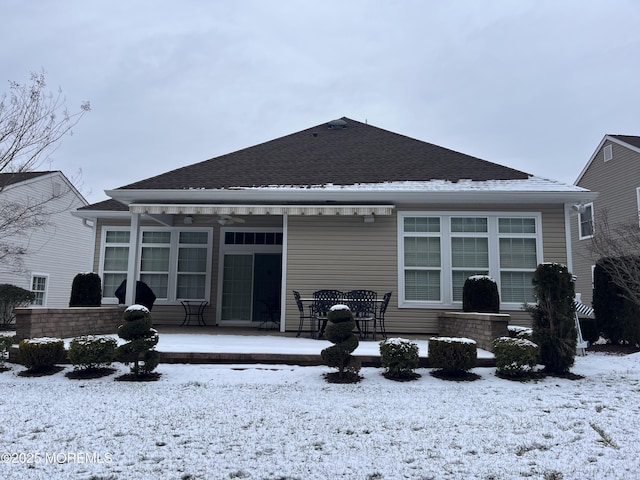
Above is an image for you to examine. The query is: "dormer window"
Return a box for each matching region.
[604,144,613,162]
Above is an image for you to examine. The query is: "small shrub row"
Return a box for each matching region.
[68,335,118,370]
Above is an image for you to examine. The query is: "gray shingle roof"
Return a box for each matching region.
[0,171,54,189]
[115,117,529,192]
[610,134,640,150]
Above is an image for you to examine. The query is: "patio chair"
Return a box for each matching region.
[375,292,392,340]
[293,290,314,337]
[312,289,343,339]
[345,290,377,339]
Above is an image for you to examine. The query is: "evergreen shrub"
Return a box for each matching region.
[428,337,477,373]
[68,335,117,370]
[379,338,419,379]
[0,284,35,327]
[528,263,577,374]
[508,325,533,340]
[493,336,539,376]
[320,305,360,381]
[116,305,159,378]
[18,337,65,372]
[69,273,102,307]
[593,258,640,347]
[462,275,500,313]
[0,333,15,367]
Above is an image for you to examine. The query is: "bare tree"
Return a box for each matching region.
[0,71,90,270]
[589,210,640,307]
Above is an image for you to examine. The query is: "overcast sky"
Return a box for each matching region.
[3,1,639,203]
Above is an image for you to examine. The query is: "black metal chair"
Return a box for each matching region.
[293,290,314,337]
[375,292,392,340]
[180,300,209,326]
[312,290,343,339]
[345,290,377,339]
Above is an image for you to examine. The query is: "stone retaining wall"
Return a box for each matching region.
[14,306,125,342]
[438,312,510,352]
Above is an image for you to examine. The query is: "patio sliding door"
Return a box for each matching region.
[220,253,282,325]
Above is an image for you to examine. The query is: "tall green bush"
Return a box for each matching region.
[593,258,640,347]
[116,305,159,378]
[528,263,577,374]
[320,305,360,381]
[69,273,102,307]
[462,275,500,313]
[0,284,35,327]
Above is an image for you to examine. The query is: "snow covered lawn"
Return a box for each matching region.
[0,352,639,479]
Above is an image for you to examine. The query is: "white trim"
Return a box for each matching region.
[279,213,288,333]
[637,187,640,226]
[398,211,543,310]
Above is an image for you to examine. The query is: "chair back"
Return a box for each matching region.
[378,291,392,317]
[293,290,304,313]
[346,290,377,317]
[312,289,343,316]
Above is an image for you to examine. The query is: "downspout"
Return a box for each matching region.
[279,212,288,333]
[125,212,141,305]
[564,203,574,273]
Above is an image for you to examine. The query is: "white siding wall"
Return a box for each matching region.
[0,174,93,307]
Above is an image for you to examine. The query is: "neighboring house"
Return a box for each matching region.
[73,118,595,334]
[0,171,93,308]
[571,135,640,306]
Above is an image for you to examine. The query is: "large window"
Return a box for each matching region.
[100,227,212,302]
[399,212,541,307]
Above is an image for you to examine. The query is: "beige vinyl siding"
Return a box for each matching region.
[573,140,640,305]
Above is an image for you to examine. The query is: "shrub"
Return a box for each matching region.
[593,258,640,347]
[0,284,35,327]
[493,336,539,376]
[528,263,577,374]
[116,305,159,378]
[0,333,15,367]
[508,325,533,340]
[320,305,360,381]
[18,337,65,372]
[578,317,599,345]
[68,335,118,371]
[428,337,477,373]
[69,273,102,307]
[462,275,500,313]
[379,338,419,379]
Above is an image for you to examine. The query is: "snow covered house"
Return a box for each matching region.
[73,118,596,334]
[0,171,93,307]
[571,134,640,306]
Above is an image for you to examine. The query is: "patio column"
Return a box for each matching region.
[125,212,141,305]
[279,212,288,332]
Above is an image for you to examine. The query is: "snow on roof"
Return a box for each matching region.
[243,176,590,193]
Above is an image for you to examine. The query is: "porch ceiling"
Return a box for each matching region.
[128,203,396,216]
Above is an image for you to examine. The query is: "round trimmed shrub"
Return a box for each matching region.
[428,337,477,373]
[380,338,419,379]
[493,336,539,377]
[68,335,118,371]
[462,275,500,313]
[18,337,66,372]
